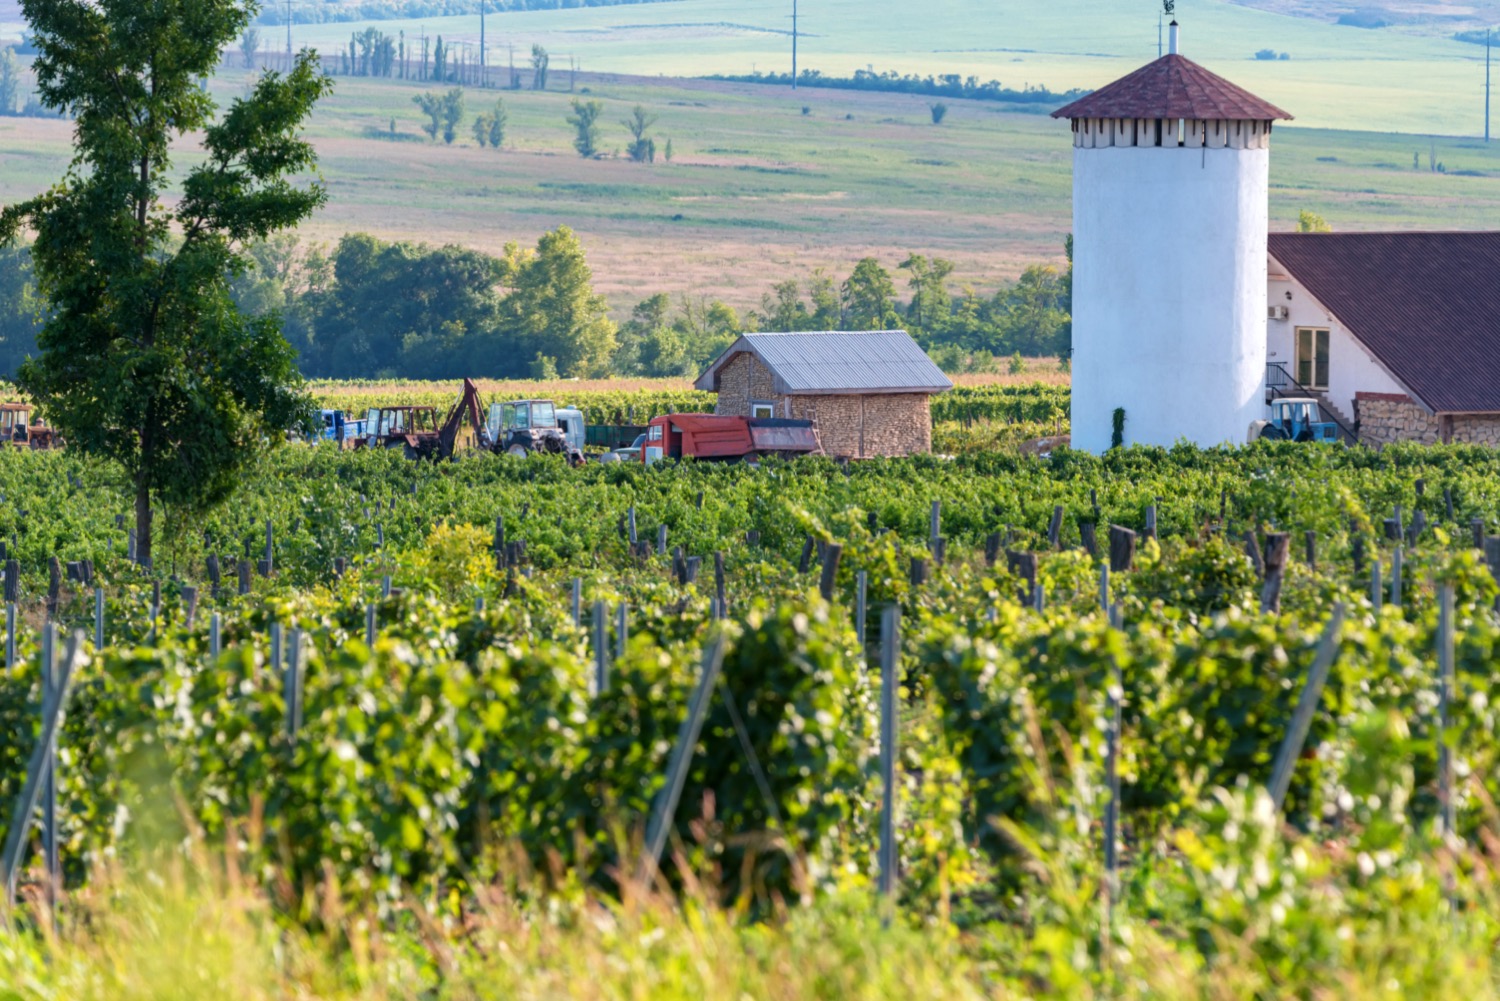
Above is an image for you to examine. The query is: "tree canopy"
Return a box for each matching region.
[0,0,330,566]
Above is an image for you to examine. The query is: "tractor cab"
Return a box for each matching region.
[1258,398,1338,443]
[486,399,581,462]
[0,404,32,443]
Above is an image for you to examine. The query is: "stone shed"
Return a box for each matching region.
[693,331,953,458]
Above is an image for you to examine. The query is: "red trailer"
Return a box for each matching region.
[642,413,819,464]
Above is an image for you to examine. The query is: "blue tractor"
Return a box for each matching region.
[1250,397,1339,443]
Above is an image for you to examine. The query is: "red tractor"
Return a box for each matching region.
[641,413,819,464]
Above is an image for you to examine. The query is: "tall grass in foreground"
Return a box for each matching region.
[2,809,1497,1001]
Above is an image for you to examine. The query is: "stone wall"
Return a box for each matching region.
[787,394,932,458]
[1356,394,1440,446]
[1355,393,1500,447]
[1450,415,1500,446]
[712,353,779,417]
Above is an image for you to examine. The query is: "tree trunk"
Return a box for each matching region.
[135,472,153,568]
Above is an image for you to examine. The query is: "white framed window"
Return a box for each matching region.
[750,401,776,419]
[1295,327,1330,389]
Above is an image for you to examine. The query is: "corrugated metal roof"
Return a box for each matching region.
[695,331,954,395]
[1052,55,1291,123]
[1269,232,1500,414]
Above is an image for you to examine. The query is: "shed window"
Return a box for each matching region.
[750,401,776,419]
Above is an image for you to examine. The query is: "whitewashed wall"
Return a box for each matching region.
[1265,266,1409,422]
[1071,140,1269,452]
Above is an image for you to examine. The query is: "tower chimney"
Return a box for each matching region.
[1168,20,1180,55]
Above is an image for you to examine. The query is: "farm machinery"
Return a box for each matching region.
[356,382,585,464]
[1249,397,1340,443]
[0,404,61,450]
[641,413,820,464]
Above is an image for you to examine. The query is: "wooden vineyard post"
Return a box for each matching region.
[1371,559,1383,613]
[1048,505,1064,549]
[798,536,815,575]
[819,544,842,601]
[571,578,582,628]
[238,560,252,597]
[638,635,726,888]
[929,500,941,556]
[46,557,60,619]
[878,604,901,921]
[1472,518,1487,551]
[1102,601,1123,966]
[2,630,81,915]
[1108,526,1136,573]
[1143,504,1157,541]
[1438,584,1456,838]
[984,532,1002,567]
[627,506,638,546]
[1267,605,1346,813]
[1260,533,1290,613]
[1486,538,1500,611]
[1243,530,1265,577]
[1304,530,1317,571]
[285,628,304,739]
[269,622,283,683]
[3,558,16,604]
[5,602,14,675]
[1391,547,1404,607]
[263,520,274,577]
[615,603,629,661]
[855,571,868,655]
[41,623,58,918]
[365,604,377,649]
[210,612,222,659]
[207,555,221,599]
[1352,534,1365,576]
[908,557,927,588]
[94,588,104,650]
[183,586,199,630]
[1079,522,1098,560]
[382,575,392,599]
[1007,551,1038,605]
[713,552,726,616]
[657,524,668,556]
[1099,562,1110,614]
[593,600,608,695]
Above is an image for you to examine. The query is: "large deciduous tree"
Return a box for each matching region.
[0,0,330,568]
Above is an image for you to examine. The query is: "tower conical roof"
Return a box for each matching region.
[1052,54,1292,122]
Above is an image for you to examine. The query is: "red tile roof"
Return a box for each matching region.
[1270,232,1500,414]
[1052,55,1292,122]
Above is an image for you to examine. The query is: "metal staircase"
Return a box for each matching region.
[1265,363,1359,444]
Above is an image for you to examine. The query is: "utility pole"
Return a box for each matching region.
[791,0,798,89]
[1158,12,1163,58]
[1487,27,1492,143]
[285,0,293,72]
[479,0,486,88]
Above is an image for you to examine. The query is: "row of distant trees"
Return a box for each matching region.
[404,88,670,161]
[253,0,673,26]
[0,236,1069,382]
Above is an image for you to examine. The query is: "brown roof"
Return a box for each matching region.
[1052,54,1291,122]
[1269,232,1500,414]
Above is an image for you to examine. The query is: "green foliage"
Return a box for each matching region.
[1111,407,1126,449]
[499,227,618,378]
[1007,352,1024,375]
[413,87,463,143]
[472,99,507,149]
[929,101,948,124]
[1,2,329,566]
[623,104,659,163]
[1298,209,1333,232]
[567,98,604,157]
[841,257,900,330]
[531,44,549,90]
[0,46,21,115]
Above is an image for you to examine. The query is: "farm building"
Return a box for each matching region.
[693,331,953,458]
[1267,232,1500,446]
[1058,21,1500,451]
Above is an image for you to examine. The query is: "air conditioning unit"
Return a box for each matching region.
[1267,305,1290,321]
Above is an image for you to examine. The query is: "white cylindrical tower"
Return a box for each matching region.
[1055,30,1292,453]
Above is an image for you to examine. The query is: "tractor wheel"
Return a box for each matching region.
[1259,424,1289,441]
[506,443,530,458]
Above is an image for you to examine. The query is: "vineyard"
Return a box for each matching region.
[2,409,1500,994]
